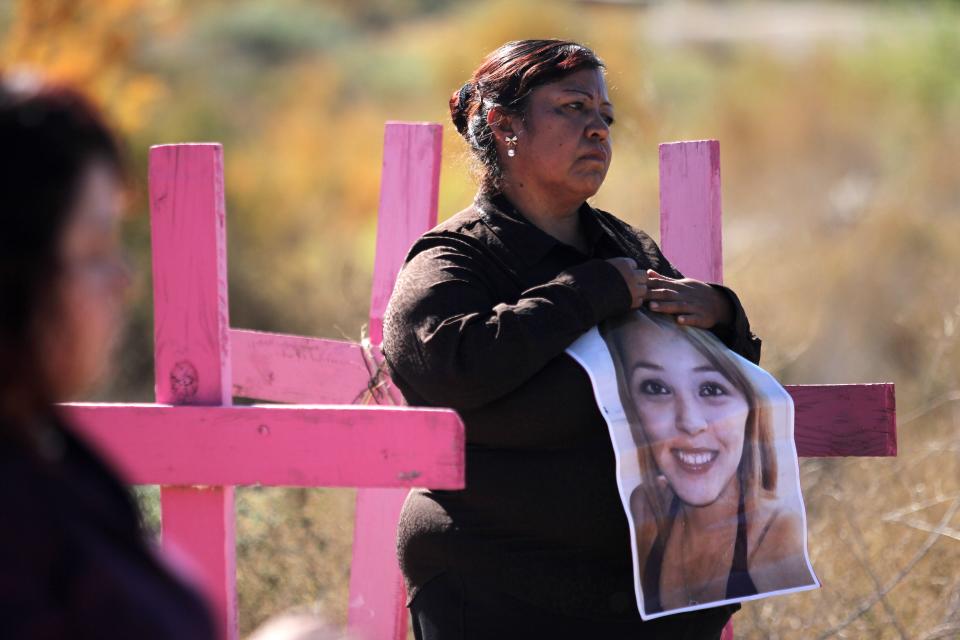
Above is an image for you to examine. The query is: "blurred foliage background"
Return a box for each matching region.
[2,0,959,637]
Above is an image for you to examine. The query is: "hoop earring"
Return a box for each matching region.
[505,134,518,157]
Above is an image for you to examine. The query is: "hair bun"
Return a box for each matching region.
[450,81,474,137]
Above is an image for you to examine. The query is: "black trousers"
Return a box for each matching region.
[409,571,734,640]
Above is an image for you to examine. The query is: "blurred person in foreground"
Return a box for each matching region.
[382,39,761,639]
[0,73,216,639]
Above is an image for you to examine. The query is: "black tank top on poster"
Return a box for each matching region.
[641,485,759,615]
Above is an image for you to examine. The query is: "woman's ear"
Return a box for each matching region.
[487,106,516,138]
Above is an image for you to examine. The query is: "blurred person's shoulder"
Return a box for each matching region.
[0,421,66,568]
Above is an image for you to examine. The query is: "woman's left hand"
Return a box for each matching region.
[644,269,733,329]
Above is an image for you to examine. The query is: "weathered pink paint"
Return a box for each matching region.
[348,122,444,640]
[659,140,897,638]
[161,486,235,633]
[150,143,237,640]
[349,489,411,639]
[231,330,369,403]
[66,404,464,487]
[150,144,232,408]
[659,140,723,284]
[789,383,897,457]
[661,139,736,640]
[367,122,443,345]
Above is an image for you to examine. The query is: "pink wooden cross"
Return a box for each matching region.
[659,140,896,639]
[65,124,463,640]
[353,138,897,640]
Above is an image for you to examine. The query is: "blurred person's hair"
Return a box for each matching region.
[599,310,778,541]
[0,71,126,432]
[449,39,604,194]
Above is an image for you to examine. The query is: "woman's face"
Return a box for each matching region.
[622,322,748,507]
[502,66,614,202]
[42,160,131,400]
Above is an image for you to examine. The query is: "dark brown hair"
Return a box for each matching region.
[449,39,604,193]
[0,73,126,427]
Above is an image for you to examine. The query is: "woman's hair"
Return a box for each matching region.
[449,39,604,194]
[0,72,125,426]
[600,309,778,536]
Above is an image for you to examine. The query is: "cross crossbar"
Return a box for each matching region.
[66,404,464,487]
[227,329,896,457]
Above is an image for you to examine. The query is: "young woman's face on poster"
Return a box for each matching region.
[624,323,749,506]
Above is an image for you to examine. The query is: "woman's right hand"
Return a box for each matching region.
[605,257,647,309]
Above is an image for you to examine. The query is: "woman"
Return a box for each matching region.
[381,40,761,639]
[0,75,215,639]
[600,310,816,615]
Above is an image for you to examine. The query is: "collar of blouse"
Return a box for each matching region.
[473,190,607,266]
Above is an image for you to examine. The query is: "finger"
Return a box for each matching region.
[646,269,679,286]
[676,313,708,327]
[648,300,694,315]
[645,287,680,301]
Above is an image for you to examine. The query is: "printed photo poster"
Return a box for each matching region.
[566,309,819,620]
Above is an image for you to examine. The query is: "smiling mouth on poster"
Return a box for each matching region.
[565,309,820,620]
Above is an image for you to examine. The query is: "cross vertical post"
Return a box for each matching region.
[347,122,443,640]
[659,140,723,283]
[150,143,237,640]
[660,139,733,640]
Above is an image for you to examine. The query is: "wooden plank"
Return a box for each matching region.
[230,329,369,403]
[65,404,466,488]
[348,489,411,640]
[149,143,236,640]
[151,144,232,407]
[790,384,897,457]
[367,122,443,345]
[659,140,723,284]
[660,141,734,639]
[349,122,443,640]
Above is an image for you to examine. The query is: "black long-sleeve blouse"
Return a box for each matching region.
[382,190,761,627]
